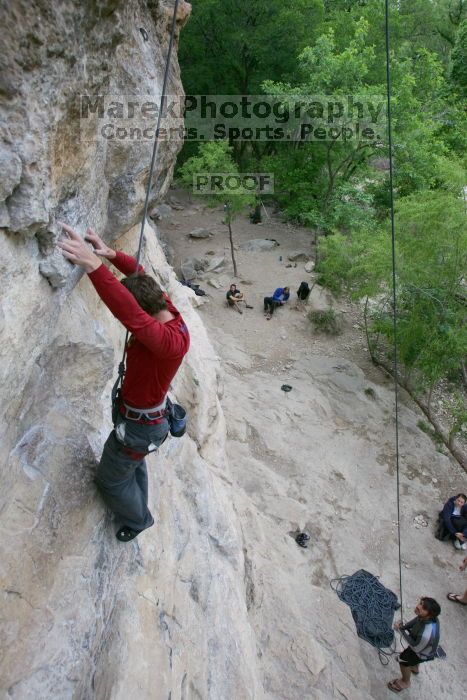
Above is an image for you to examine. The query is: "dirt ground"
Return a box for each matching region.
[158,187,467,699]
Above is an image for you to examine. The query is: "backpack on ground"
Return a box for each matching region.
[297,281,311,301]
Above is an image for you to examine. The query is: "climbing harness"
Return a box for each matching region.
[331,0,406,664]
[111,0,180,426]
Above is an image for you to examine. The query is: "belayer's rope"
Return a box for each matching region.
[330,4,405,663]
[385,0,404,619]
[112,0,180,408]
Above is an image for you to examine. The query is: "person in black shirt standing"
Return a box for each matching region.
[387,596,440,693]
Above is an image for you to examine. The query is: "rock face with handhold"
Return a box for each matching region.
[0,2,262,698]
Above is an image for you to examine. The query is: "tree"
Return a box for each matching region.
[179,0,324,95]
[450,18,467,97]
[179,141,255,276]
[262,19,383,237]
[317,187,467,405]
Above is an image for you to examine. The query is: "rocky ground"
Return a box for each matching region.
[158,187,467,699]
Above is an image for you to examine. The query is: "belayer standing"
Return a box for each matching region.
[387,596,441,693]
[58,224,190,542]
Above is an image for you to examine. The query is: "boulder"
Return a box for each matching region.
[168,196,184,210]
[208,278,222,289]
[305,261,315,273]
[239,239,278,252]
[205,255,225,272]
[149,203,172,220]
[288,251,311,262]
[188,228,212,239]
[181,257,206,280]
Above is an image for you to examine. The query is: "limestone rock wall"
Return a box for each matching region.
[0,2,260,698]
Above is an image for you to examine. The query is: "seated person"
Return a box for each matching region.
[441,493,467,550]
[263,286,290,319]
[226,283,252,314]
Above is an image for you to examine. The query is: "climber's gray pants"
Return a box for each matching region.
[96,416,169,531]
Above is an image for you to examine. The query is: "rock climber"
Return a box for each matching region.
[387,596,441,693]
[57,224,190,542]
[263,286,290,319]
[225,283,253,314]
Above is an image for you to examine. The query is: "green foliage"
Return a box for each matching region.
[447,391,467,444]
[450,19,467,98]
[179,0,324,95]
[308,308,343,335]
[317,187,467,394]
[364,387,376,398]
[262,19,383,230]
[177,0,467,436]
[179,141,255,217]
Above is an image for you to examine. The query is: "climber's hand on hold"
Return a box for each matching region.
[57,222,102,273]
[84,228,116,260]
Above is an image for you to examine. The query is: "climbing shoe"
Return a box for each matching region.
[296,532,310,548]
[116,517,154,542]
[116,526,143,542]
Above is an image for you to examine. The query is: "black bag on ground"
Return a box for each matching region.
[297,281,311,301]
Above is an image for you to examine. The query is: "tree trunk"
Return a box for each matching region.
[227,218,238,277]
[370,354,466,472]
[427,380,436,421]
[363,296,377,364]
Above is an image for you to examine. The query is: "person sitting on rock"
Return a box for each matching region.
[226,283,252,314]
[388,596,441,693]
[263,286,290,319]
[441,493,467,550]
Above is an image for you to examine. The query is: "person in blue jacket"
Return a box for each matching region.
[263,286,290,319]
[442,493,467,549]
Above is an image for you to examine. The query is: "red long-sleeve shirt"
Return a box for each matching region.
[88,251,190,408]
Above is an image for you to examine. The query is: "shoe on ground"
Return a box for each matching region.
[454,539,466,549]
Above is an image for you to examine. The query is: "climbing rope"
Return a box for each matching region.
[385,0,404,621]
[112,0,180,405]
[330,2,405,662]
[330,570,400,664]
